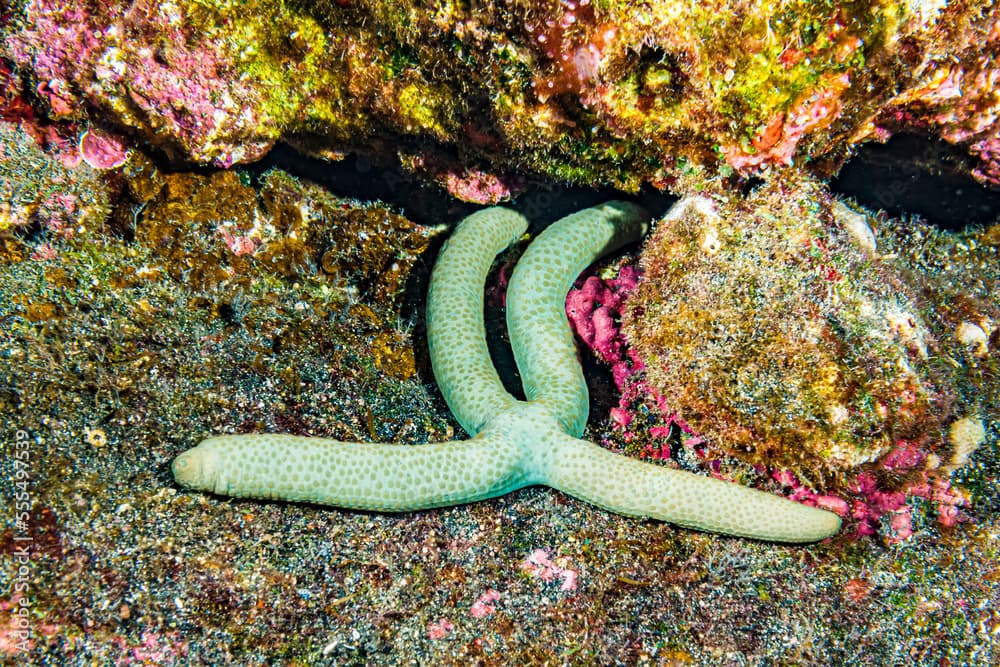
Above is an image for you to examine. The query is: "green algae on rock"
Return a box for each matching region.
[624,174,963,486]
[0,122,112,236]
[4,0,999,191]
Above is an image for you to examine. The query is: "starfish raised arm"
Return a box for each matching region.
[172,200,843,543]
[425,207,526,435]
[506,201,648,437]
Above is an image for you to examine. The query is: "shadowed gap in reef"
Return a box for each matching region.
[831,133,1000,230]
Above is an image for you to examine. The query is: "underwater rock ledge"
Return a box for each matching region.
[2,0,1000,195]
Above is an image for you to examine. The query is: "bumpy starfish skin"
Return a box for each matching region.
[506,204,652,437]
[426,207,526,435]
[173,201,842,543]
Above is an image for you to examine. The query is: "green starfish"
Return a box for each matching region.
[172,201,842,542]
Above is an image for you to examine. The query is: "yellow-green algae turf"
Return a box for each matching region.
[173,201,842,543]
[624,174,983,491]
[7,0,989,188]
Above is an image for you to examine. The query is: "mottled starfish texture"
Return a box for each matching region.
[173,201,842,542]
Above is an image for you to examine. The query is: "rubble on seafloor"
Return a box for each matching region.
[0,0,998,664]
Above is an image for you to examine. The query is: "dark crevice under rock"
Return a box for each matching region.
[831,133,1000,230]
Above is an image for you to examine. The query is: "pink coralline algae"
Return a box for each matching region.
[520,549,578,592]
[469,589,501,619]
[1,63,80,166]
[0,595,33,655]
[216,224,262,257]
[566,262,701,458]
[4,0,273,166]
[441,168,523,205]
[426,618,454,640]
[870,9,1000,186]
[771,470,851,517]
[729,436,971,543]
[79,127,130,169]
[404,152,525,204]
[0,62,34,124]
[29,242,59,261]
[722,73,852,171]
[0,121,111,235]
[847,468,968,541]
[566,264,641,391]
[879,441,927,472]
[111,630,189,666]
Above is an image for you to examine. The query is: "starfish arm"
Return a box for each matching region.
[506,201,649,437]
[534,432,842,543]
[172,433,532,511]
[426,207,527,435]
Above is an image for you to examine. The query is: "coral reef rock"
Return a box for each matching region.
[3,0,999,191]
[624,174,962,484]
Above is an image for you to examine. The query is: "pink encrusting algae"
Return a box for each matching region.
[4,0,279,165]
[469,589,501,619]
[520,549,578,592]
[0,120,113,236]
[870,9,1000,186]
[0,595,34,655]
[79,127,130,169]
[426,618,455,640]
[440,169,523,205]
[721,73,853,171]
[566,264,643,395]
[111,630,189,666]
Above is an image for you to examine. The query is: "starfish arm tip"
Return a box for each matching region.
[171,442,214,492]
[173,432,532,511]
[426,206,527,434]
[538,435,842,543]
[507,201,650,435]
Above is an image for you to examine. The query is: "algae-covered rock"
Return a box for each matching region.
[623,174,961,483]
[0,121,112,236]
[3,0,998,192]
